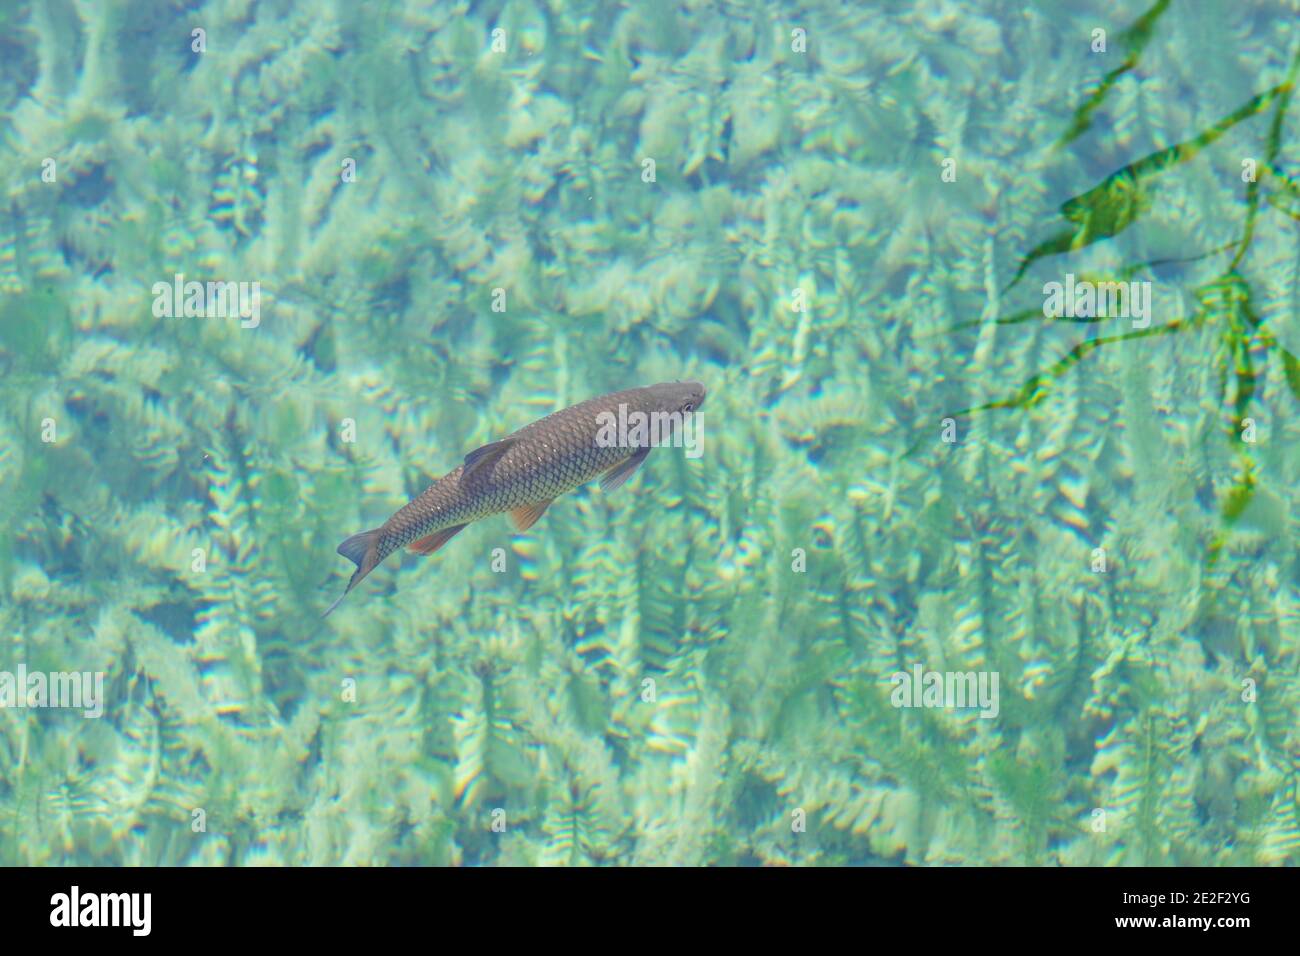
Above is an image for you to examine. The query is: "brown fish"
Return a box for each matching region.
[324,381,706,616]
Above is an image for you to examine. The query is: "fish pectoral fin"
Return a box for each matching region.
[409,523,468,555]
[510,499,553,532]
[462,438,517,484]
[599,447,650,493]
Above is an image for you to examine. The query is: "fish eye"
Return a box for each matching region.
[683,402,694,412]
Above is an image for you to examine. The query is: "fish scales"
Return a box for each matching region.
[324,381,705,616]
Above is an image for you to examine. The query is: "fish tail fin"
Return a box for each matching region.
[323,528,382,618]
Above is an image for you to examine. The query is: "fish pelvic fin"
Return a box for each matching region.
[323,528,382,618]
[510,499,553,531]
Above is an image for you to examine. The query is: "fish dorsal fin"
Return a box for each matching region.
[600,446,650,493]
[510,499,553,532]
[462,437,516,484]
[409,523,467,555]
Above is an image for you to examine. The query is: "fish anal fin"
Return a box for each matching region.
[462,438,516,484]
[600,447,650,493]
[510,499,553,532]
[409,523,468,555]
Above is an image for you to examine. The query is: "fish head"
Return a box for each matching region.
[646,380,706,416]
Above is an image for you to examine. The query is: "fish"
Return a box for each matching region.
[323,381,706,617]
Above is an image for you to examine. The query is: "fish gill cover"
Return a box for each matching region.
[0,0,1297,867]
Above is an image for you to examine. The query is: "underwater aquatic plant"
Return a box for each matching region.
[1,0,1298,870]
[955,42,1300,573]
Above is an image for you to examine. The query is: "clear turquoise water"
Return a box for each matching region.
[1,0,1299,865]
